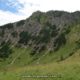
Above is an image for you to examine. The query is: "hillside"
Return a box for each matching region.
[0,10,80,80]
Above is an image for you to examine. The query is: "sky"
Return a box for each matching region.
[0,0,80,26]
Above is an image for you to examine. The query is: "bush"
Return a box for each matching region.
[38,23,58,43]
[1,23,13,29]
[60,55,64,61]
[18,31,30,45]
[63,25,71,34]
[54,33,66,51]
[17,20,25,26]
[76,39,80,49]
[0,29,4,37]
[0,41,13,59]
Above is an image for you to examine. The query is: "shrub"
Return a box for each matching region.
[76,39,80,49]
[1,23,13,29]
[60,55,64,61]
[0,41,13,59]
[0,29,4,37]
[54,33,66,51]
[17,20,25,26]
[18,31,30,45]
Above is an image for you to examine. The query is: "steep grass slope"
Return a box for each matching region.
[0,49,80,80]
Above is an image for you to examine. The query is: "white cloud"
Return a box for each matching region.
[0,10,26,26]
[17,0,80,13]
[0,0,80,25]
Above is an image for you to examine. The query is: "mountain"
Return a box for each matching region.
[0,10,80,80]
[0,11,80,59]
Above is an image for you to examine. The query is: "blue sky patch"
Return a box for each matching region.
[0,0,24,13]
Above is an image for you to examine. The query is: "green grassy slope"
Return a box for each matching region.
[0,49,80,80]
[0,24,79,80]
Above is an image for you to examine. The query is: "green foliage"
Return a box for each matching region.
[40,15,48,24]
[35,23,58,44]
[18,31,30,45]
[30,11,43,22]
[17,20,25,26]
[59,55,64,61]
[39,28,51,43]
[53,11,65,17]
[0,41,13,59]
[63,25,71,35]
[1,23,13,29]
[76,39,80,49]
[47,23,58,37]
[31,14,41,22]
[47,11,66,17]
[0,29,4,37]
[54,33,66,51]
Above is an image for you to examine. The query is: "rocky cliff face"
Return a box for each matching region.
[0,11,80,55]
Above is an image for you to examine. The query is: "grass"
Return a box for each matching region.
[0,49,80,80]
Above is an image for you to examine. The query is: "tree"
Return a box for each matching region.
[18,31,30,44]
[0,41,13,59]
